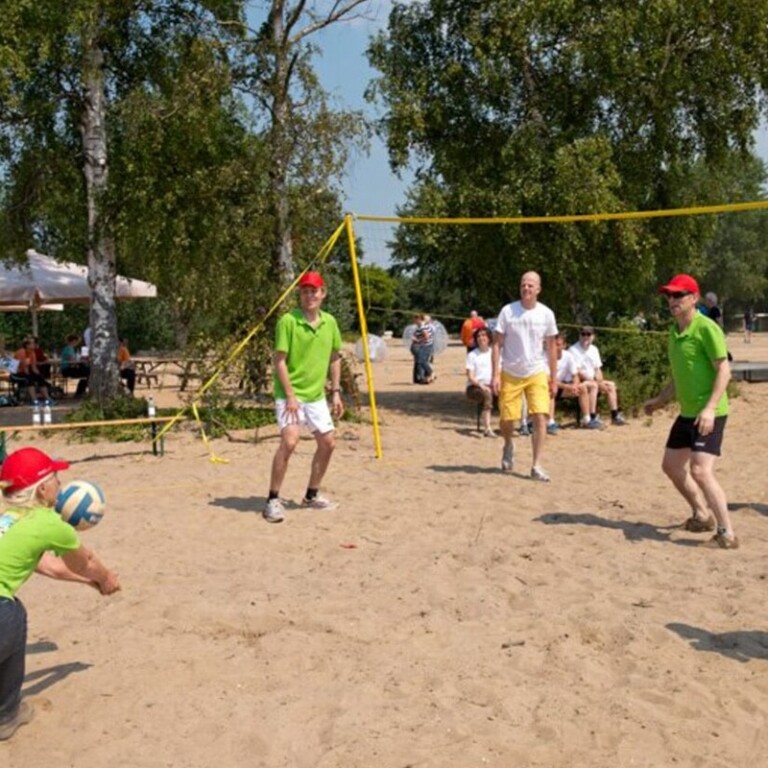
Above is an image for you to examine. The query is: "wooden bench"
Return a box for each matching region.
[0,416,177,461]
[135,371,160,388]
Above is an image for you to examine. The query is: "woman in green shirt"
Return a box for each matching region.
[0,447,120,741]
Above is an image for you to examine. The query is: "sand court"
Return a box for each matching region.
[3,332,768,767]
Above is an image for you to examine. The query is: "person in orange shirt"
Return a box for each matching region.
[460,310,485,350]
[12,339,51,404]
[118,338,136,394]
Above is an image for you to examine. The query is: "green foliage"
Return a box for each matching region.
[0,0,369,397]
[62,394,159,442]
[592,323,669,416]
[368,0,768,321]
[195,402,275,438]
[354,264,399,333]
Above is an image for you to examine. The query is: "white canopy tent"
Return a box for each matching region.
[0,249,157,335]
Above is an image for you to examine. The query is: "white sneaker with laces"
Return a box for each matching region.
[263,497,285,523]
[301,495,338,510]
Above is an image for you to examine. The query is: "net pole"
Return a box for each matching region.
[345,214,383,459]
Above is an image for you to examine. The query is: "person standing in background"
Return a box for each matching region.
[743,308,754,343]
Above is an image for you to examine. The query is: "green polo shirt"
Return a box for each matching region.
[0,505,80,598]
[273,308,342,403]
[668,312,729,418]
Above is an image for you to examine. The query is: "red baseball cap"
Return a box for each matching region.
[298,271,325,289]
[658,274,700,295]
[0,447,69,494]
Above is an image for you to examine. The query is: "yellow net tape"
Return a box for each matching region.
[353,198,768,225]
[191,402,230,464]
[153,220,347,447]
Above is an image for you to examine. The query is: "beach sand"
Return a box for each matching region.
[4,332,768,767]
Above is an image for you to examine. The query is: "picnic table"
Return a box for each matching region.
[132,357,203,390]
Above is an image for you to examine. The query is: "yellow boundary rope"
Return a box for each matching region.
[153,220,347,460]
[352,198,768,225]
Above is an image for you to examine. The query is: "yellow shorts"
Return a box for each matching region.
[499,371,551,422]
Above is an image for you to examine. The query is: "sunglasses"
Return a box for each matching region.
[580,331,593,336]
[666,291,691,299]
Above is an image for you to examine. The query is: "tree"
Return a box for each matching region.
[368,1,768,322]
[235,0,371,286]
[0,1,240,404]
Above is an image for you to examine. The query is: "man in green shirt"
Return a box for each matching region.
[264,271,343,523]
[644,274,737,549]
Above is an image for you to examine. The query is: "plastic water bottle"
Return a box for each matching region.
[147,396,156,418]
[32,402,41,426]
[43,402,52,426]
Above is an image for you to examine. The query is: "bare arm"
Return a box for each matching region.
[546,336,558,395]
[329,351,343,418]
[35,552,98,589]
[695,357,730,435]
[643,380,676,415]
[273,350,299,422]
[60,546,121,595]
[273,351,295,400]
[491,332,503,395]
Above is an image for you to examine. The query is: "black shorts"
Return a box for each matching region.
[665,415,727,456]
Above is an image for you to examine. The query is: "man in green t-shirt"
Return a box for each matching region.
[644,274,738,549]
[264,271,343,523]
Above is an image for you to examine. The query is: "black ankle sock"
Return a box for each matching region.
[305,488,318,501]
[268,491,280,501]
[611,409,619,419]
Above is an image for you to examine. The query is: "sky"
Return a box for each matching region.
[242,1,411,266]
[308,2,413,220]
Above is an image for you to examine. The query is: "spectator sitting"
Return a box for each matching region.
[118,338,136,394]
[460,310,486,351]
[547,333,599,432]
[60,334,89,398]
[31,336,52,380]
[566,326,627,427]
[11,339,52,403]
[465,326,495,436]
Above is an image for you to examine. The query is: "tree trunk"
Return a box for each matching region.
[81,16,120,405]
[268,2,295,287]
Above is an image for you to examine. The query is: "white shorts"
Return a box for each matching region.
[275,398,335,434]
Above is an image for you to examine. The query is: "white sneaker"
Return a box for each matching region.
[501,442,514,472]
[531,466,551,482]
[263,498,285,523]
[301,495,338,510]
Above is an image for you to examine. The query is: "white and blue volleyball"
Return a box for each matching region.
[56,480,106,531]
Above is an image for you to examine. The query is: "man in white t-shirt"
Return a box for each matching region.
[492,271,558,481]
[547,333,598,432]
[566,326,627,428]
